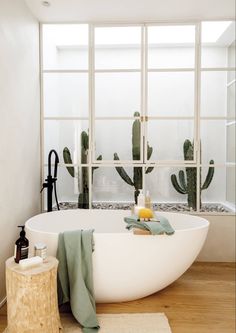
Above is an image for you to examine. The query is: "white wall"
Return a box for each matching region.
[197,215,235,262]
[0,0,40,304]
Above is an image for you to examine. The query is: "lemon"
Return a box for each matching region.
[138,208,154,220]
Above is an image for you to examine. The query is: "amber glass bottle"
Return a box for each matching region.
[14,226,29,263]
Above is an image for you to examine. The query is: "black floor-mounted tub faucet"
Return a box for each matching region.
[41,149,60,212]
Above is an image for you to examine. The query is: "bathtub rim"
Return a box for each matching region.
[25,209,210,236]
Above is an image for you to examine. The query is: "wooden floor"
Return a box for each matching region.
[0,262,235,333]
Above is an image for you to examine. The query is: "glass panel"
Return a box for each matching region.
[43,24,88,69]
[227,76,236,119]
[44,120,89,164]
[201,21,235,68]
[200,120,226,165]
[42,24,88,70]
[148,72,194,117]
[92,167,138,204]
[148,25,195,68]
[94,119,141,161]
[43,166,90,210]
[44,73,88,117]
[226,122,236,163]
[95,26,141,69]
[201,71,236,117]
[201,166,235,212]
[147,120,194,161]
[95,73,141,117]
[43,166,56,210]
[145,167,197,211]
[226,166,236,211]
[47,166,79,209]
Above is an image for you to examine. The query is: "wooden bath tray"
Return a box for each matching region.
[133,228,151,235]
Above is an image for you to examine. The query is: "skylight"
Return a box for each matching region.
[202,21,233,43]
[95,27,141,45]
[43,24,88,47]
[148,25,195,44]
[43,22,235,47]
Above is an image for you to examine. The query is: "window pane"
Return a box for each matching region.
[92,167,137,204]
[200,120,226,164]
[147,120,195,161]
[95,26,141,69]
[44,120,89,164]
[95,73,141,117]
[42,24,88,70]
[44,166,90,210]
[44,73,88,117]
[227,76,236,118]
[201,21,235,68]
[201,166,235,212]
[54,166,80,208]
[94,119,141,161]
[43,166,56,209]
[148,25,195,68]
[145,167,197,211]
[226,166,236,210]
[227,122,235,163]
[148,72,194,117]
[201,71,236,117]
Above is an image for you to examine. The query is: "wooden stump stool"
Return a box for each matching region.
[4,256,63,333]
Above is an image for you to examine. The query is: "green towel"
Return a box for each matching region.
[57,230,99,333]
[124,214,175,235]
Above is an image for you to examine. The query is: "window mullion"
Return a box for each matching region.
[89,23,94,208]
[196,22,202,213]
[143,24,148,165]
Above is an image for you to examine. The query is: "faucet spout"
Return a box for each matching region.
[48,149,59,178]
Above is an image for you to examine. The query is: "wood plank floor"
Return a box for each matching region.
[0,262,235,333]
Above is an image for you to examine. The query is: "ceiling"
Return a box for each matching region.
[24,0,235,23]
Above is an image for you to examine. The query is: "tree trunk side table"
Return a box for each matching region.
[4,256,63,333]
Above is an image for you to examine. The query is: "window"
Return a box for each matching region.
[41,22,236,213]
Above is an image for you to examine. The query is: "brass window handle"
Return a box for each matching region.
[140,116,148,122]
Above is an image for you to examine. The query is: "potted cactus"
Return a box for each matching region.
[171,139,214,210]
[114,111,154,204]
[63,131,102,209]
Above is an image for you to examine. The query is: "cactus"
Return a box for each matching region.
[114,112,154,204]
[171,139,214,210]
[63,131,102,209]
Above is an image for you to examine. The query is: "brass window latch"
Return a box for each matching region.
[140,116,148,122]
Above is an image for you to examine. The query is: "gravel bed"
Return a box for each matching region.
[55,202,233,213]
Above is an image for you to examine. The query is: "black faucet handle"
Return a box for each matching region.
[40,182,48,193]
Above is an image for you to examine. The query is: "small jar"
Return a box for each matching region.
[34,243,47,260]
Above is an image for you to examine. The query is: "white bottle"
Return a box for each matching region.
[137,189,145,207]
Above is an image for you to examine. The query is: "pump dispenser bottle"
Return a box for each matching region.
[14,226,29,263]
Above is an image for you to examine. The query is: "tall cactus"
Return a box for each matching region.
[171,139,214,210]
[114,111,154,204]
[63,131,102,209]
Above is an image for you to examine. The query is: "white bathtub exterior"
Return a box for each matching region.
[25,209,209,303]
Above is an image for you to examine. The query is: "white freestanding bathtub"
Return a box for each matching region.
[25,209,209,303]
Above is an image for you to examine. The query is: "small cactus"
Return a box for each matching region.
[171,139,214,210]
[114,112,154,204]
[63,131,102,209]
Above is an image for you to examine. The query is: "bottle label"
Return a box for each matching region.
[21,246,29,260]
[14,245,17,259]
